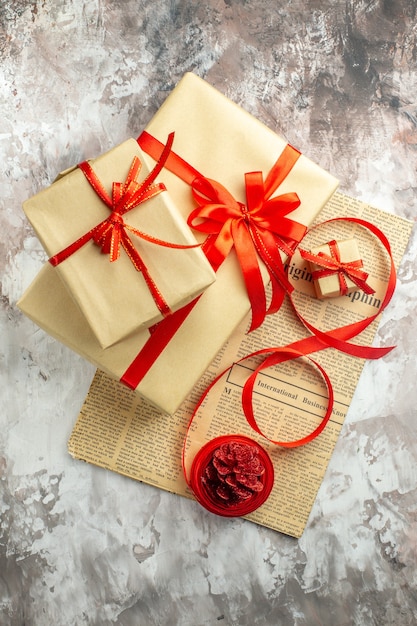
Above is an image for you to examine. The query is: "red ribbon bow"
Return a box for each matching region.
[49,133,199,319]
[121,132,307,389]
[300,239,375,296]
[187,151,306,331]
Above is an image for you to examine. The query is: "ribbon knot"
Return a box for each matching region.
[239,202,251,224]
[300,239,375,296]
[92,209,125,261]
[108,212,124,225]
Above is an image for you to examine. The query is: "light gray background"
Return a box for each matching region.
[1,1,417,624]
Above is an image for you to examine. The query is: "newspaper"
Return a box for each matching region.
[68,193,413,537]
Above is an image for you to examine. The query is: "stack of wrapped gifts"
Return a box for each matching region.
[18,72,338,415]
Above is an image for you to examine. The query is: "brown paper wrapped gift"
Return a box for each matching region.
[18,73,339,414]
[22,139,216,348]
[305,238,374,299]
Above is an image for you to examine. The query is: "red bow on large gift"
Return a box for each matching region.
[188,166,307,331]
[139,131,307,332]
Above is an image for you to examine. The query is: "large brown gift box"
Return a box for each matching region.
[22,139,216,348]
[18,73,339,414]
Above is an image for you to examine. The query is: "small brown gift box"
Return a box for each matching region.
[305,238,372,299]
[22,139,216,348]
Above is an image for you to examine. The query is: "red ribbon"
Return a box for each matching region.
[120,132,307,389]
[49,133,199,319]
[132,131,397,516]
[139,131,306,332]
[299,239,375,296]
[183,347,334,455]
[189,171,306,331]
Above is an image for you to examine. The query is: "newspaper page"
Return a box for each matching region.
[68,193,413,538]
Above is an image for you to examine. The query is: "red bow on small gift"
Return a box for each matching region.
[300,239,375,296]
[49,133,199,319]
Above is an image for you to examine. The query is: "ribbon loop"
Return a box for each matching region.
[244,171,265,214]
[291,218,396,359]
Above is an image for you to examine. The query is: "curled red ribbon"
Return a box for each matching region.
[182,347,334,516]
[289,217,396,360]
[126,133,396,393]
[182,215,396,515]
[299,239,375,296]
[49,133,200,319]
[134,132,396,517]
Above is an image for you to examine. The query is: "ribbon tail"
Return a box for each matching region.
[298,312,394,359]
[109,225,122,262]
[266,280,287,317]
[139,132,175,190]
[347,274,376,295]
[138,131,203,186]
[232,222,267,332]
[49,230,95,266]
[125,223,201,250]
[263,144,301,199]
[78,161,113,207]
[251,226,294,294]
[121,233,171,318]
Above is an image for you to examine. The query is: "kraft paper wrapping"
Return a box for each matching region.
[18,73,339,414]
[22,139,216,348]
